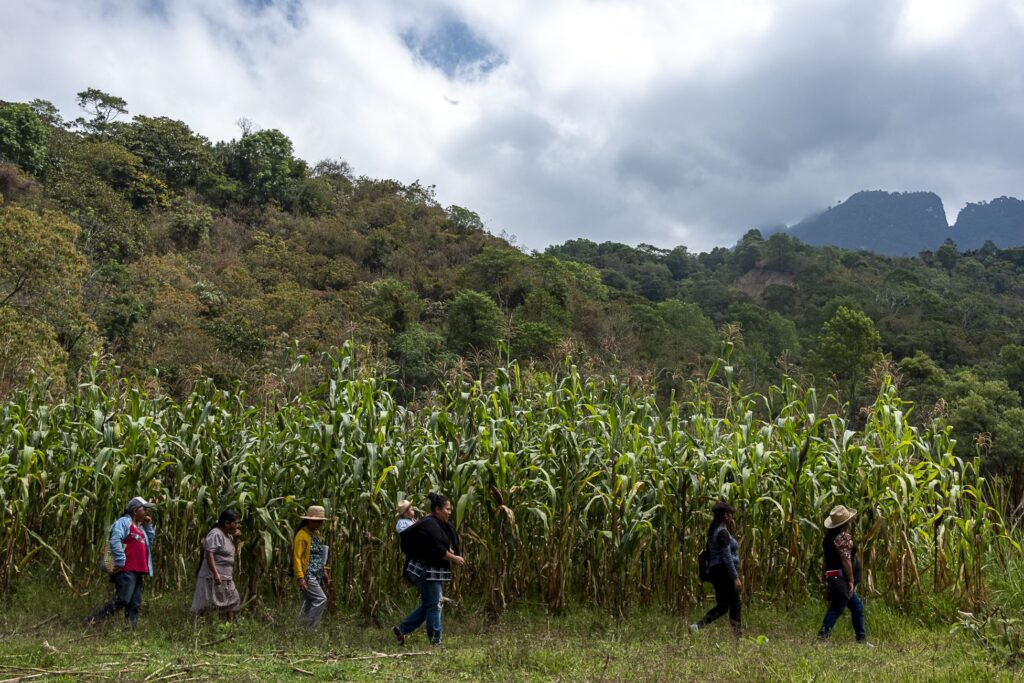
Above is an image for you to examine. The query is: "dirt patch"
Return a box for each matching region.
[734,268,795,302]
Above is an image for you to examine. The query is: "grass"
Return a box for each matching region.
[0,579,1018,682]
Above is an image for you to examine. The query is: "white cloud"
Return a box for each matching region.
[3,0,1024,252]
[898,0,983,48]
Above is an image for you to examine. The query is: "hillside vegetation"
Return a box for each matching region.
[3,90,1024,495]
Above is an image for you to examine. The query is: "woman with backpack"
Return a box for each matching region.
[293,505,330,629]
[191,509,243,621]
[690,500,742,635]
[817,505,868,643]
[392,492,465,647]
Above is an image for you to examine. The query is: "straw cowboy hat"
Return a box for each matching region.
[824,505,858,529]
[395,500,414,517]
[301,505,328,520]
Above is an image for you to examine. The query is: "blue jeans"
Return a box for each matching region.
[89,571,145,629]
[398,578,444,644]
[819,587,866,641]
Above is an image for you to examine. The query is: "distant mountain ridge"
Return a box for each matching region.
[953,196,1024,250]
[784,190,1024,256]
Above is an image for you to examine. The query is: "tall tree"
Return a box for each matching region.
[0,203,91,393]
[447,290,504,353]
[815,306,882,415]
[117,115,218,191]
[226,129,298,205]
[0,103,49,174]
[0,204,88,319]
[74,88,128,136]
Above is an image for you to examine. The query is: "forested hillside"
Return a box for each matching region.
[3,90,1024,490]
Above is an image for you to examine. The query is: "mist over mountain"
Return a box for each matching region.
[784,191,1024,256]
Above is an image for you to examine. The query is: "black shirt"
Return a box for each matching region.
[400,515,460,569]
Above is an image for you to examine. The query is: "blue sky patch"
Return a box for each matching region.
[402,17,505,80]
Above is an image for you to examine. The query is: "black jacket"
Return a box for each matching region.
[823,528,862,585]
[400,515,460,569]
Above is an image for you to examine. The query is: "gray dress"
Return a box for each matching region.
[191,527,241,613]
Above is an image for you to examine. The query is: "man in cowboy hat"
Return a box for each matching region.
[818,505,869,643]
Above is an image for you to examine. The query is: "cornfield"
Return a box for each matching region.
[1,346,1018,618]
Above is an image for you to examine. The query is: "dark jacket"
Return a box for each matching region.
[706,524,740,580]
[400,515,460,569]
[823,527,862,596]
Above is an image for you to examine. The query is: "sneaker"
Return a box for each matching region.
[392,626,405,646]
[857,639,875,648]
[689,623,700,633]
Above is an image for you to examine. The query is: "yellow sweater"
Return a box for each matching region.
[293,527,313,580]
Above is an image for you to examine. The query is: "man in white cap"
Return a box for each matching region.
[817,505,868,643]
[87,496,157,629]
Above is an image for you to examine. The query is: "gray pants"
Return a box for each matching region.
[298,575,327,628]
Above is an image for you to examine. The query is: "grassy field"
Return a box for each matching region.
[0,580,1017,682]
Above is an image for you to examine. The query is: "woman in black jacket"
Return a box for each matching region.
[393,493,465,646]
[690,500,742,635]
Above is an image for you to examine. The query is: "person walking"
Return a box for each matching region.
[293,505,330,629]
[817,505,869,643]
[192,509,243,621]
[87,496,157,630]
[690,500,742,635]
[393,493,464,647]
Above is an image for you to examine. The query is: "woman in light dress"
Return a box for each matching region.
[192,509,243,621]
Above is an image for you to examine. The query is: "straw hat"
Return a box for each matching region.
[824,505,857,529]
[301,505,328,520]
[396,500,413,517]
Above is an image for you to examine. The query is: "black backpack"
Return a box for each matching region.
[399,517,424,558]
[697,547,712,582]
[697,528,719,582]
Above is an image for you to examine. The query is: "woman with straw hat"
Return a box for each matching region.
[293,505,330,628]
[818,505,868,643]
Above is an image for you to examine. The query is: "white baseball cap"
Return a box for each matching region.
[126,496,157,513]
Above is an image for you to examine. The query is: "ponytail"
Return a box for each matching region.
[428,492,449,513]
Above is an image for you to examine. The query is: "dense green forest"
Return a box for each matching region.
[3,90,1024,495]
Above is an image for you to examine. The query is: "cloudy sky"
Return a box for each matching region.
[4,0,1024,251]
